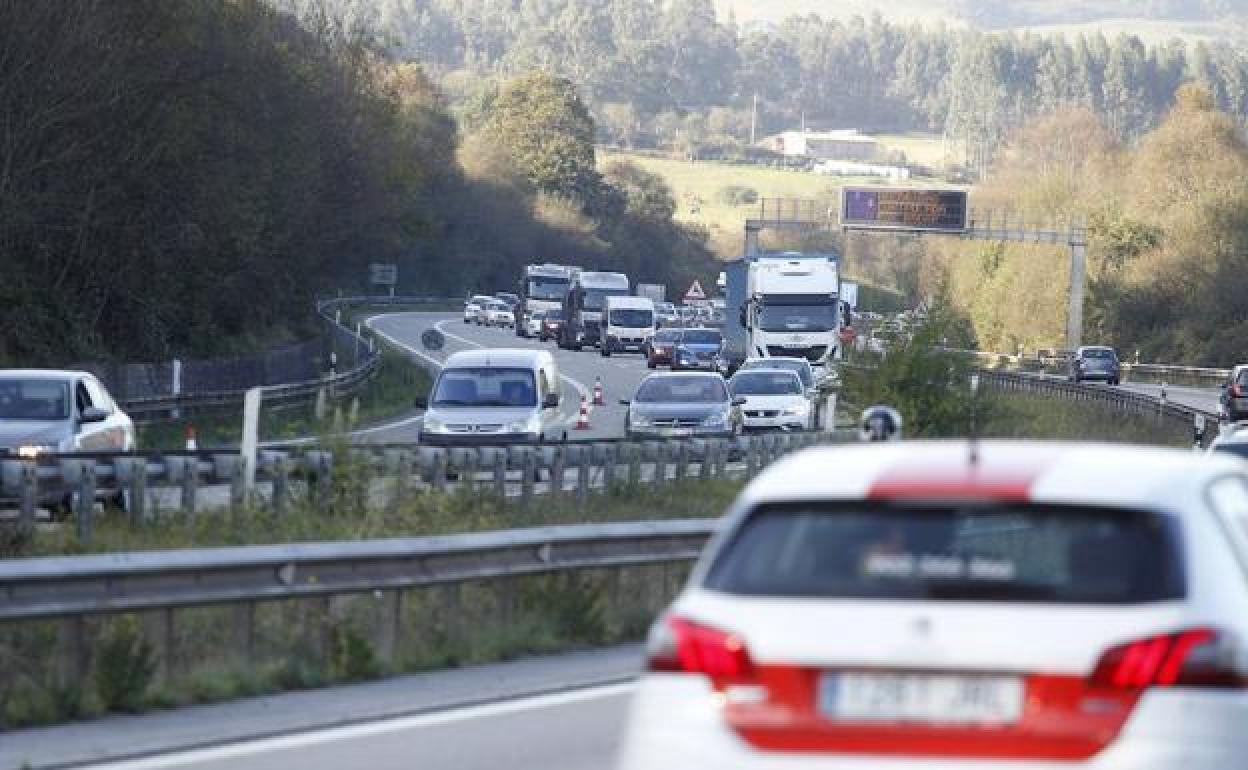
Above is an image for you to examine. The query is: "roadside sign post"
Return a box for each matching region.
[240,388,262,498]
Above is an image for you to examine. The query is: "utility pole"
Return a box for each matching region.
[750,92,758,145]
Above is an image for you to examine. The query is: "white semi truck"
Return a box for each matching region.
[724,253,849,370]
[516,264,577,338]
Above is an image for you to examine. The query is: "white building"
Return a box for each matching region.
[761,129,880,161]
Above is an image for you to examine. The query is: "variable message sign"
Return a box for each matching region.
[841,187,968,233]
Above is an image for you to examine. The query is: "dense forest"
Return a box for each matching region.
[362,0,1248,171]
[0,1,714,365]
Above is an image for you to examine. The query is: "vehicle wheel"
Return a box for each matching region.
[1110,377,1120,386]
[601,345,611,358]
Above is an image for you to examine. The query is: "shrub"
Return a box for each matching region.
[715,184,759,206]
[95,617,157,713]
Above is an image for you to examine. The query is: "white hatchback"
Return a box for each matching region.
[618,441,1248,770]
[729,368,811,431]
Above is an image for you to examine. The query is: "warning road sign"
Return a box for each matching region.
[683,280,707,302]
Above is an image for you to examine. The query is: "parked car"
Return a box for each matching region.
[1220,364,1248,422]
[0,370,136,512]
[670,328,723,371]
[481,299,515,328]
[619,441,1248,769]
[1070,345,1121,385]
[539,309,565,342]
[621,372,743,440]
[416,349,561,445]
[728,368,812,432]
[645,328,683,369]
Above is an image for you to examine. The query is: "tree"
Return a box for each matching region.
[484,71,602,205]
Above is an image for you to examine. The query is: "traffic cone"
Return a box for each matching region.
[185,425,198,451]
[575,395,591,430]
[593,377,605,406]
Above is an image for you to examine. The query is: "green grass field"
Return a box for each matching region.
[600,147,945,257]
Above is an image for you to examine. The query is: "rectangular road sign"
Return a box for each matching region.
[370,263,397,286]
[841,187,968,233]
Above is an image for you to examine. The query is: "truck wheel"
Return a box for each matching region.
[647,359,656,369]
[601,344,611,358]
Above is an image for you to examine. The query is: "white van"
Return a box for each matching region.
[417,349,562,445]
[602,296,656,357]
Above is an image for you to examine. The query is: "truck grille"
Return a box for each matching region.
[766,345,828,362]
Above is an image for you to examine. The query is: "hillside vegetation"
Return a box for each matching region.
[0,3,714,365]
[932,87,1248,365]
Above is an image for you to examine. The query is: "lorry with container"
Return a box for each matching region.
[516,264,578,338]
[635,283,667,304]
[559,271,631,350]
[720,252,849,373]
[601,296,656,357]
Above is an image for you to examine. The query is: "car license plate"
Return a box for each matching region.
[661,427,692,437]
[819,672,1024,726]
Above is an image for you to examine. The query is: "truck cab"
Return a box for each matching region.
[602,296,656,357]
[516,264,576,338]
[559,271,630,350]
[743,258,842,365]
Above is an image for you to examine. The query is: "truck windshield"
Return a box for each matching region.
[432,368,537,408]
[610,309,653,328]
[758,300,838,332]
[526,277,569,301]
[583,288,629,310]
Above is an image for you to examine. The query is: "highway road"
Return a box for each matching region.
[365,312,660,443]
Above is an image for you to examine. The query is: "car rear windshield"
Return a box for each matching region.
[704,505,1184,604]
[0,378,72,420]
[1082,348,1116,360]
[731,371,803,396]
[742,360,812,388]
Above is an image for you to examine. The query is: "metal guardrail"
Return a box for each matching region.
[0,519,716,621]
[946,347,1230,386]
[0,431,842,544]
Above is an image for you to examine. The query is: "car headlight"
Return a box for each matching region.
[422,415,447,434]
[702,412,728,428]
[16,444,56,459]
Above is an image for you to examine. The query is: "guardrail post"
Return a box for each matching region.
[577,446,591,504]
[601,444,617,493]
[125,458,148,526]
[746,437,760,477]
[74,461,96,544]
[317,451,334,510]
[492,448,507,499]
[715,440,729,478]
[233,602,256,665]
[655,442,669,485]
[144,608,176,685]
[698,441,712,481]
[391,450,413,509]
[627,443,641,488]
[430,449,448,493]
[56,616,88,692]
[674,442,688,483]
[376,590,402,670]
[521,450,536,502]
[19,461,37,535]
[181,457,199,526]
[551,447,565,499]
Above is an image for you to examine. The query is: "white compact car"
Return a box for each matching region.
[481,300,514,327]
[465,294,493,324]
[729,368,811,431]
[618,441,1248,770]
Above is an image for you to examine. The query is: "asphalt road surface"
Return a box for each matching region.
[367,312,660,442]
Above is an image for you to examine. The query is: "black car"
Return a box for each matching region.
[1220,364,1248,422]
[1069,346,1120,385]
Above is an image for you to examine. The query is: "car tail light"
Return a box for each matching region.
[1232,384,1244,398]
[1090,628,1245,689]
[647,616,754,679]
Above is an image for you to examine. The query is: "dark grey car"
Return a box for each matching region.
[1069,346,1121,385]
[621,373,744,440]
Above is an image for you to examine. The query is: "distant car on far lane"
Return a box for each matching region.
[464,295,491,324]
[1219,364,1248,422]
[539,309,565,342]
[481,299,515,328]
[622,372,743,440]
[620,441,1248,770]
[1070,345,1121,385]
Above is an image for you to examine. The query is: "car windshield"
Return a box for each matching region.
[432,368,537,407]
[705,505,1184,604]
[758,299,838,332]
[680,330,721,346]
[731,371,803,396]
[610,308,653,327]
[0,378,72,420]
[583,287,628,310]
[635,376,727,404]
[741,360,812,388]
[654,330,681,345]
[526,277,569,301]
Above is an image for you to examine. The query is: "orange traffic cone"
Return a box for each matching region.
[593,377,605,406]
[575,395,591,430]
[185,425,198,451]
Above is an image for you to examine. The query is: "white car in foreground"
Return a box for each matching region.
[729,368,811,431]
[619,441,1248,770]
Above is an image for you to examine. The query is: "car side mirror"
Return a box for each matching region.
[80,406,109,424]
[543,393,560,409]
[414,395,428,409]
[618,398,631,406]
[732,396,747,407]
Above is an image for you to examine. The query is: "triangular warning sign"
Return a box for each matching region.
[683,280,707,301]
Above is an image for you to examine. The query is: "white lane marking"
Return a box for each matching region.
[83,682,635,769]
